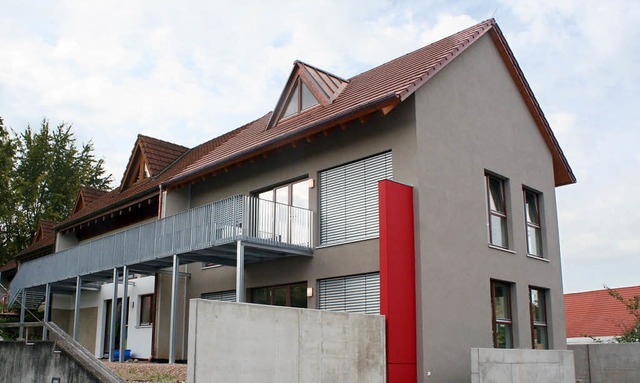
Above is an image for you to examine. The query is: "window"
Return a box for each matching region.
[486,174,509,248]
[255,178,311,245]
[524,190,543,257]
[250,283,307,308]
[139,294,154,326]
[319,151,393,246]
[318,273,380,314]
[529,287,549,349]
[282,79,319,119]
[491,280,514,348]
[202,290,237,302]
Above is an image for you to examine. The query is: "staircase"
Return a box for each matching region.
[14,287,47,311]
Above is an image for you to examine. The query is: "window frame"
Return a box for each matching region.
[523,188,543,257]
[138,293,154,327]
[486,173,509,249]
[491,280,514,349]
[281,78,320,119]
[529,287,549,349]
[249,282,308,308]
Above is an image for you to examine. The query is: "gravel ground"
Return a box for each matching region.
[104,361,187,383]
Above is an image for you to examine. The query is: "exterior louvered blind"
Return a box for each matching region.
[319,151,392,245]
[201,290,236,302]
[318,272,380,314]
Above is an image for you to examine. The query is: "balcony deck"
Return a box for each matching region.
[9,195,313,303]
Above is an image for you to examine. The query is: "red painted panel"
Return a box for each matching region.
[379,180,417,382]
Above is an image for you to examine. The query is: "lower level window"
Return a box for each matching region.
[318,272,380,314]
[491,280,514,348]
[530,287,549,349]
[202,290,236,302]
[139,294,154,326]
[250,282,307,308]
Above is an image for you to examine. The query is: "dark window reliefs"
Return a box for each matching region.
[486,173,509,249]
[524,189,543,257]
[139,294,154,326]
[250,282,307,308]
[491,280,514,348]
[529,287,549,349]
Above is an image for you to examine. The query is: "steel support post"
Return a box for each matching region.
[19,288,26,339]
[236,241,245,303]
[109,268,118,362]
[73,277,81,341]
[43,283,51,340]
[119,265,129,362]
[169,254,179,364]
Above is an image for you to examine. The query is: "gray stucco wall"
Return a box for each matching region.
[0,341,99,383]
[414,34,567,382]
[570,343,640,383]
[471,348,575,383]
[187,299,386,383]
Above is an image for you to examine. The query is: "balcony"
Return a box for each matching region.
[10,195,313,302]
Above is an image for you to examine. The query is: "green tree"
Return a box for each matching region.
[0,118,112,264]
[0,117,18,259]
[606,286,640,343]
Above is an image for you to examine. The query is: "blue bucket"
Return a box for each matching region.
[113,349,132,361]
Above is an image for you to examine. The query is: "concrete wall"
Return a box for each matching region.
[414,33,568,382]
[187,299,386,383]
[0,341,98,383]
[471,348,575,383]
[570,343,640,383]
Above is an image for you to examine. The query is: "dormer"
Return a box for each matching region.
[32,220,55,244]
[267,61,348,129]
[72,186,108,214]
[120,135,188,191]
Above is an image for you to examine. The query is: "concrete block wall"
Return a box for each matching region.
[0,341,99,383]
[470,348,575,383]
[570,343,640,383]
[187,299,386,383]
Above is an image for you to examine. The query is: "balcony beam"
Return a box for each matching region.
[169,254,179,364]
[19,289,26,339]
[119,265,129,362]
[42,283,51,340]
[236,241,245,303]
[73,276,81,341]
[109,268,118,362]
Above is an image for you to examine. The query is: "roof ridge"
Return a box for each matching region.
[349,19,494,82]
[138,134,189,151]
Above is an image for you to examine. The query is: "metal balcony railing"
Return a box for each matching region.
[10,195,313,303]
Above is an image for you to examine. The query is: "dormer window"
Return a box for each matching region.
[282,79,319,119]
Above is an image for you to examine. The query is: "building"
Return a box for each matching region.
[5,19,575,382]
[565,285,640,344]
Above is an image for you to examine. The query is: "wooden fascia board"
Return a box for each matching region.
[55,191,160,232]
[267,66,303,129]
[166,95,400,190]
[488,25,576,186]
[120,140,152,191]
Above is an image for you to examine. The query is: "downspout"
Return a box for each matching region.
[158,185,164,219]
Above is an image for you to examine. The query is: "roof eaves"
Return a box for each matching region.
[166,93,400,188]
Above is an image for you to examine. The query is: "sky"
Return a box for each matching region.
[1,0,638,293]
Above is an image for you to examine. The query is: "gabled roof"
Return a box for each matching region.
[267,61,348,128]
[167,19,575,188]
[55,129,241,231]
[120,135,189,191]
[565,286,640,338]
[15,219,56,261]
[72,186,108,214]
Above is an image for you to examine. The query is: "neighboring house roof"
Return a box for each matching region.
[167,18,575,188]
[14,220,57,261]
[56,18,575,233]
[565,286,640,338]
[55,129,241,231]
[72,186,109,214]
[0,260,17,273]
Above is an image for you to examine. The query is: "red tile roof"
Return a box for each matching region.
[565,286,640,338]
[167,19,575,188]
[15,220,57,260]
[56,128,241,230]
[56,19,575,232]
[81,186,108,206]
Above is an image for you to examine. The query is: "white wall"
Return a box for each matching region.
[94,275,155,359]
